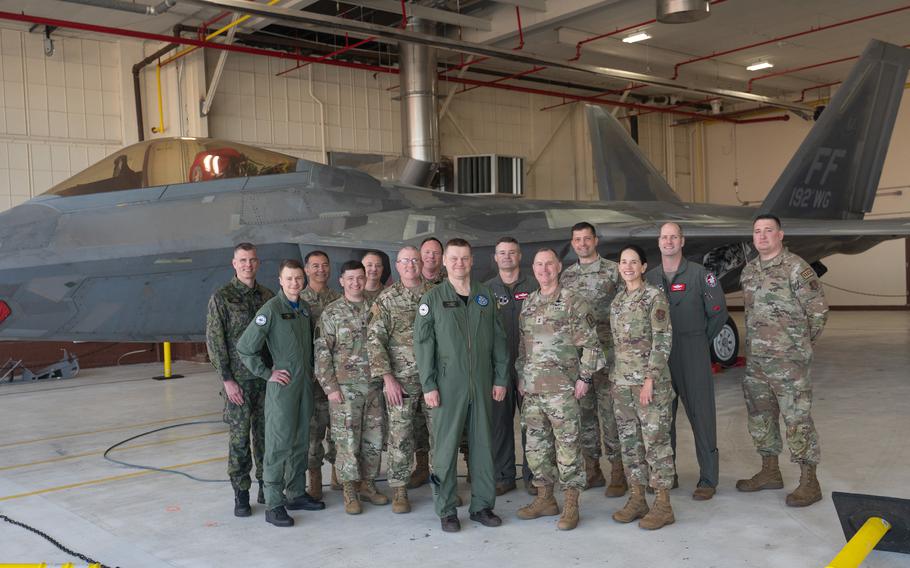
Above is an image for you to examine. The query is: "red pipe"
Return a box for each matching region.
[457,65,546,95]
[276,35,376,76]
[796,80,841,103]
[400,0,407,29]
[539,83,646,111]
[672,3,910,79]
[570,0,727,62]
[747,55,858,92]
[440,6,524,77]
[0,11,742,123]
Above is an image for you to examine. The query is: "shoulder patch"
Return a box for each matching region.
[476,294,490,307]
[369,303,381,323]
[418,303,430,317]
[705,272,717,288]
[655,309,667,322]
[585,313,596,328]
[800,267,815,281]
[255,314,267,326]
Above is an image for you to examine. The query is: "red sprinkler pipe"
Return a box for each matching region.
[276,35,376,76]
[747,55,858,92]
[539,83,646,111]
[796,81,841,103]
[672,3,910,79]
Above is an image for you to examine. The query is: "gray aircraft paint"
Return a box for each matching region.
[1,40,909,342]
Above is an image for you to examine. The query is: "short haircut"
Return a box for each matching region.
[420,237,443,250]
[571,221,596,236]
[361,249,384,261]
[533,247,559,260]
[660,222,684,237]
[398,245,419,256]
[445,237,472,252]
[495,236,519,247]
[304,250,330,265]
[279,259,305,274]
[340,260,365,275]
[753,213,782,229]
[234,242,256,254]
[619,244,647,265]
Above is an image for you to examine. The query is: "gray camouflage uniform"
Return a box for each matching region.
[315,296,383,483]
[517,286,604,489]
[560,256,622,465]
[205,276,274,492]
[367,278,435,487]
[610,282,676,489]
[301,286,341,470]
[740,248,828,465]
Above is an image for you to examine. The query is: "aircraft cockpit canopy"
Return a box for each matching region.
[43,138,299,197]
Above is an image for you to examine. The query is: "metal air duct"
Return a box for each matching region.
[399,17,440,167]
[657,0,710,24]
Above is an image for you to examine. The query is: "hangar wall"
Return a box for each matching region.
[704,109,910,306]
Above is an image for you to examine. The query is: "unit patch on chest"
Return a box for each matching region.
[476,294,490,307]
[671,283,686,292]
[514,292,529,301]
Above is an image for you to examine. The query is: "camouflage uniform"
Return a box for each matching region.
[205,276,274,492]
[609,282,676,489]
[516,286,604,489]
[301,286,341,470]
[315,297,383,483]
[560,256,623,464]
[740,248,828,465]
[367,278,435,487]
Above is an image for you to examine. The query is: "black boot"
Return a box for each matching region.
[257,483,265,505]
[234,489,251,518]
[265,506,294,527]
[286,491,326,511]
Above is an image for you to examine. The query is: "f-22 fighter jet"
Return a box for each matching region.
[1,40,908,365]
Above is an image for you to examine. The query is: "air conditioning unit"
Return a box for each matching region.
[453,155,524,196]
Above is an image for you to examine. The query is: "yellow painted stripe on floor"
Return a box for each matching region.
[0,430,228,472]
[0,412,221,449]
[0,456,226,502]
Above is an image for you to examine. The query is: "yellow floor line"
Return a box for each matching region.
[0,430,228,472]
[0,412,222,449]
[0,456,227,502]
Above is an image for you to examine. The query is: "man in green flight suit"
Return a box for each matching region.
[237,259,326,527]
[414,238,510,533]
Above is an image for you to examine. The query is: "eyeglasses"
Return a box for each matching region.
[396,258,420,265]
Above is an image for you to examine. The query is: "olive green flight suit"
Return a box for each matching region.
[414,280,509,517]
[237,290,314,509]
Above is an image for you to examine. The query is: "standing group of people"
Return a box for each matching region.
[205,213,829,533]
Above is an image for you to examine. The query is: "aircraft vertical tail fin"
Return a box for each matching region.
[759,40,910,220]
[585,105,682,203]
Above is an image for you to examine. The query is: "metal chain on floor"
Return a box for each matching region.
[0,511,115,568]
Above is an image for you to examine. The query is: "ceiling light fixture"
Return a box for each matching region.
[746,61,774,71]
[623,32,651,44]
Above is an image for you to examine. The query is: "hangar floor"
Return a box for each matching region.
[1,311,908,567]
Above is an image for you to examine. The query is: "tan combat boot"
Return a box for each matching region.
[612,484,649,523]
[307,467,323,501]
[557,487,580,531]
[358,480,390,506]
[786,464,822,507]
[585,457,606,489]
[407,450,430,489]
[392,486,411,514]
[736,455,784,492]
[639,487,675,530]
[517,484,560,519]
[605,460,628,497]
[342,481,362,515]
[331,465,342,490]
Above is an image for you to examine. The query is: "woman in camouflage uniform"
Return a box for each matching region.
[609,245,676,530]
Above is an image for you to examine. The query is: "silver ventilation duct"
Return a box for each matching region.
[399,17,440,167]
[657,0,711,24]
[58,0,178,15]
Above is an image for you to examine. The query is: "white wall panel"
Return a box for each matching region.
[0,26,123,210]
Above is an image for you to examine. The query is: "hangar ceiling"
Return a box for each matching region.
[1,0,909,120]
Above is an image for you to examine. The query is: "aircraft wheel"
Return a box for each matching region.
[710,318,739,367]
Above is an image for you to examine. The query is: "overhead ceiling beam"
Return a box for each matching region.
[342,1,492,31]
[243,0,319,32]
[492,0,548,10]
[182,0,811,112]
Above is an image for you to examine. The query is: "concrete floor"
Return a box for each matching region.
[1,311,908,567]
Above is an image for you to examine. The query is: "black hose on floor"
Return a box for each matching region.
[0,511,116,568]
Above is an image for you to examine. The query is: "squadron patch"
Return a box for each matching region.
[255,314,267,326]
[496,294,510,306]
[418,303,430,317]
[705,273,717,288]
[585,313,596,328]
[655,309,667,322]
[800,267,815,281]
[476,294,490,307]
